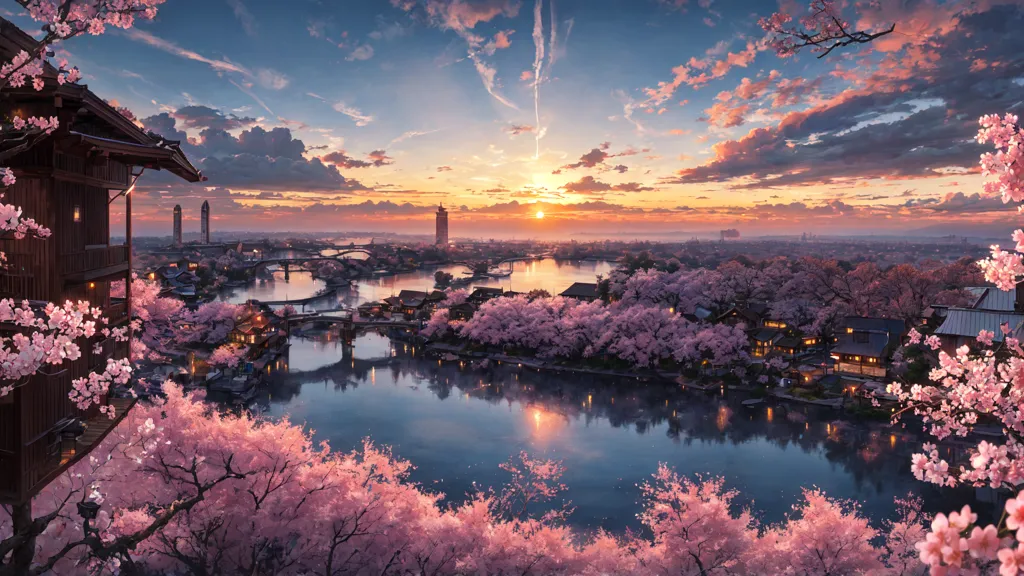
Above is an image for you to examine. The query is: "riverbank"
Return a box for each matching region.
[421,340,862,411]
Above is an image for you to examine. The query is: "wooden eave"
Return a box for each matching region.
[65,131,203,183]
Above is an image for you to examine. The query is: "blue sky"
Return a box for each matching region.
[5,0,1022,238]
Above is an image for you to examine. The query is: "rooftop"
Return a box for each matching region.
[934,308,1024,341]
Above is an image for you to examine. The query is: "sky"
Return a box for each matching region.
[6,0,1024,239]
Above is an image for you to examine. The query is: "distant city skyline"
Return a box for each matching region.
[15,0,1019,237]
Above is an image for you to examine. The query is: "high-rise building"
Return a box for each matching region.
[173,204,182,245]
[435,203,449,246]
[201,200,210,244]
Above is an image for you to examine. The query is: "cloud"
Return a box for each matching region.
[390,129,441,144]
[142,109,366,193]
[123,29,287,90]
[347,44,375,61]
[670,5,1024,190]
[307,19,327,38]
[560,175,654,194]
[395,0,521,110]
[702,101,749,128]
[369,16,411,41]
[641,37,767,107]
[255,68,289,89]
[656,0,688,11]
[225,0,258,37]
[483,29,514,54]
[926,191,1012,213]
[367,150,394,167]
[171,105,258,131]
[422,0,522,30]
[502,123,535,136]
[321,150,394,168]
[332,102,374,126]
[437,165,454,172]
[559,142,649,170]
[613,165,628,173]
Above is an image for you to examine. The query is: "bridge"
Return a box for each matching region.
[255,288,339,308]
[244,251,377,277]
[446,253,552,274]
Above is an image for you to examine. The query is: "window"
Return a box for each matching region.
[73,205,81,222]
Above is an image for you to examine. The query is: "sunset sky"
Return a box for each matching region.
[7,0,1024,238]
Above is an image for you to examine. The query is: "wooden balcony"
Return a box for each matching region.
[0,334,131,504]
[60,245,129,282]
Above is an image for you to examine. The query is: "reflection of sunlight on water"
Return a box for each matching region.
[526,405,567,442]
[716,405,731,432]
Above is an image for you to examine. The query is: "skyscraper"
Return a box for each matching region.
[173,204,182,245]
[435,203,448,246]
[201,200,210,244]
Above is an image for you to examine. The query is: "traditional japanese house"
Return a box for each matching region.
[449,302,476,321]
[229,305,278,346]
[750,328,783,357]
[832,317,906,378]
[716,306,762,328]
[0,17,202,505]
[469,286,505,304]
[933,285,1024,352]
[558,282,599,302]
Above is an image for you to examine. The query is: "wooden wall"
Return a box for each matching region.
[0,176,57,301]
[54,180,109,252]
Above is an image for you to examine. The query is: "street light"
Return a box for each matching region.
[77,501,101,537]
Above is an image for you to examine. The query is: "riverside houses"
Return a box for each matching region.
[832,317,907,378]
[0,17,202,505]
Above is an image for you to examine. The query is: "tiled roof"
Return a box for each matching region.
[833,332,889,357]
[559,282,598,298]
[840,317,905,337]
[934,308,1024,341]
[965,286,1016,312]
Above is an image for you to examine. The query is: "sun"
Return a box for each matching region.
[536,210,545,219]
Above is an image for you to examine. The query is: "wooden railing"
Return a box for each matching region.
[59,245,129,276]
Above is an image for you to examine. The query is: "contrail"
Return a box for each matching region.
[549,0,558,66]
[532,0,546,159]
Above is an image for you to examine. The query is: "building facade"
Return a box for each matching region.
[435,203,448,246]
[173,204,182,245]
[0,16,202,505]
[201,200,210,244]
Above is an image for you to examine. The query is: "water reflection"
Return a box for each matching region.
[254,332,997,532]
[220,259,615,313]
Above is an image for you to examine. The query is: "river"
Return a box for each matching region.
[219,259,994,532]
[217,258,615,310]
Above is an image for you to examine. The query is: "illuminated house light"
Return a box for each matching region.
[73,205,81,222]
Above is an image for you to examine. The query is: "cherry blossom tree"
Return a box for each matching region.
[1,382,933,576]
[207,343,246,368]
[635,468,758,575]
[759,0,895,58]
[887,114,1024,574]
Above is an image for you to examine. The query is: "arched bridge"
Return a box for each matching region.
[245,250,375,272]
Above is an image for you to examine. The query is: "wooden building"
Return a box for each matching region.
[832,317,906,378]
[0,17,202,505]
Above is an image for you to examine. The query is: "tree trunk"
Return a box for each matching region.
[10,501,34,573]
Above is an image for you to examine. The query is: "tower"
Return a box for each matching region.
[201,200,210,244]
[435,203,449,246]
[173,204,182,245]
